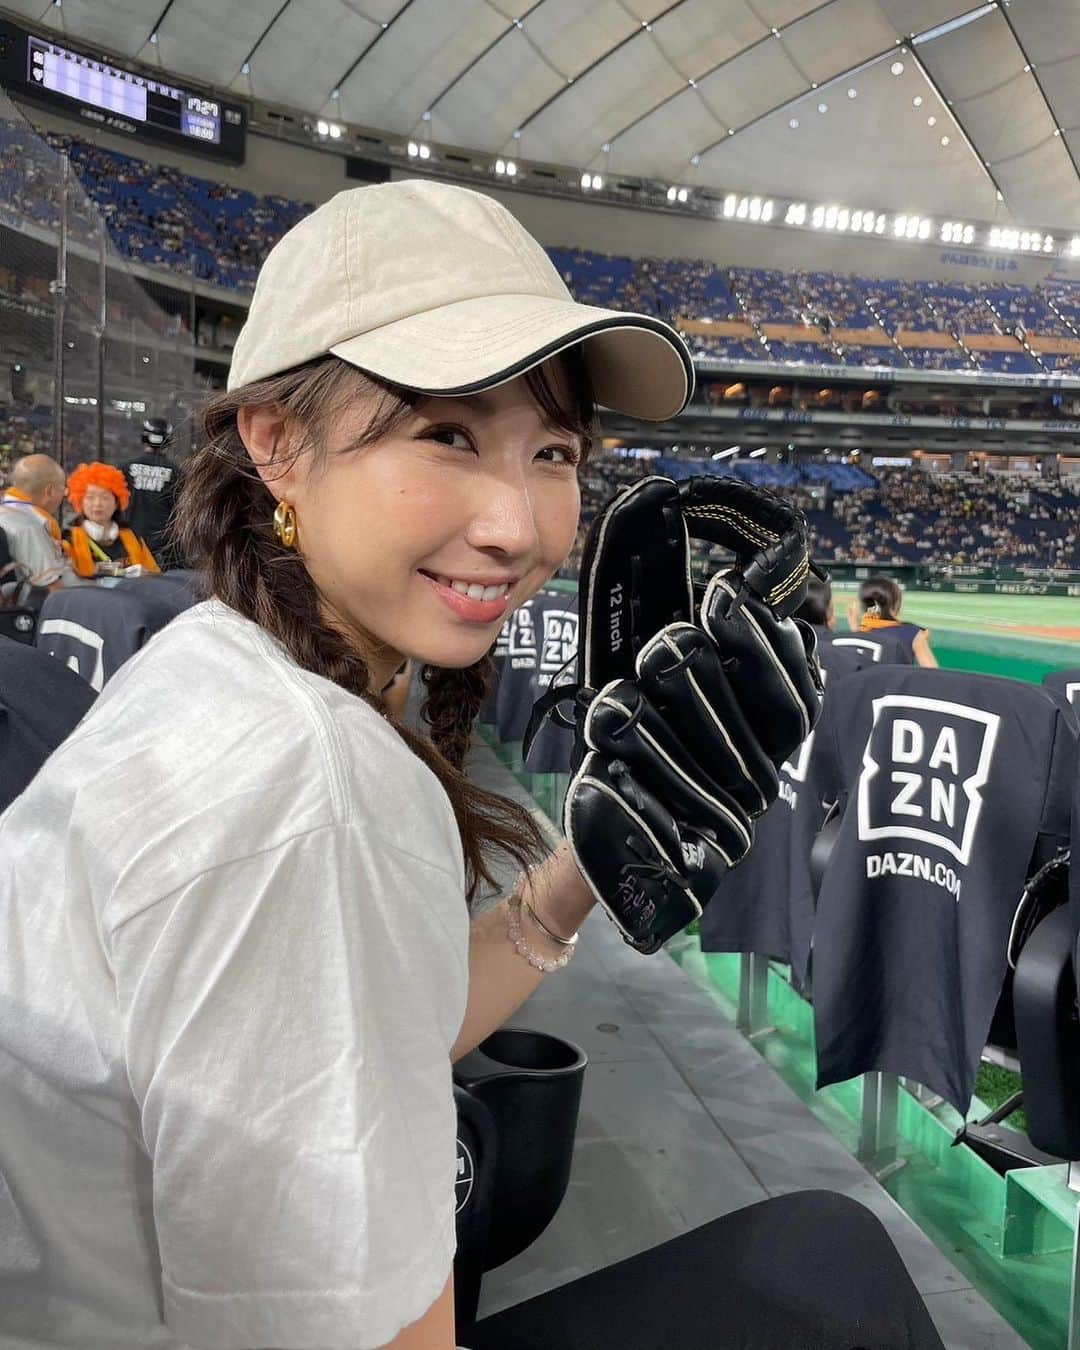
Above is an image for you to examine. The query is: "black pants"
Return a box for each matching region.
[470,1191,946,1350]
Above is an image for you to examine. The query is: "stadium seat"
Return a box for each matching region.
[36,573,200,691]
[700,639,870,992]
[811,668,1076,1116]
[830,633,915,665]
[0,635,96,811]
[491,587,578,773]
[1043,668,1080,729]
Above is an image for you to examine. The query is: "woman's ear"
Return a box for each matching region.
[237,403,301,502]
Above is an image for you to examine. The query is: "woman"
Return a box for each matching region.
[64,460,160,579]
[848,573,938,667]
[0,181,944,1350]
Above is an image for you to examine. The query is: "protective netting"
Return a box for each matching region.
[0,89,199,479]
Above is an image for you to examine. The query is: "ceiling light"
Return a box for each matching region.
[1054,128,1062,136]
[750,447,767,457]
[891,60,904,75]
[592,173,602,189]
[688,78,697,87]
[818,102,827,113]
[422,110,431,121]
[678,187,688,202]
[1023,63,1030,72]
[642,20,651,29]
[241,62,250,74]
[496,159,506,174]
[940,135,949,146]
[331,88,340,99]
[601,142,610,152]
[667,185,677,201]
[771,27,780,35]
[927,115,936,126]
[149,31,158,44]
[1070,237,1080,257]
[789,117,799,129]
[847,88,857,98]
[996,190,1004,201]
[418,143,431,159]
[690,153,701,164]
[514,18,523,27]
[513,129,521,139]
[318,120,330,136]
[407,139,418,156]
[328,123,341,139]
[580,172,590,188]
[912,95,922,107]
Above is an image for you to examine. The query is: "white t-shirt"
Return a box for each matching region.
[0,599,469,1349]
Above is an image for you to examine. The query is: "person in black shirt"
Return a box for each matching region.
[847,574,938,667]
[119,419,184,569]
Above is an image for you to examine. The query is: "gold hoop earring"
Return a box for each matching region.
[273,499,299,551]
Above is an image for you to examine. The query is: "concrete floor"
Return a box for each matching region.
[464,737,1028,1349]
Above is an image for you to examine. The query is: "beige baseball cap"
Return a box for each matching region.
[226,178,694,421]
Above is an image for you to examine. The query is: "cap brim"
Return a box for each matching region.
[328,294,694,422]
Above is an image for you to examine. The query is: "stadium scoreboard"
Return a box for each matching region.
[0,18,245,163]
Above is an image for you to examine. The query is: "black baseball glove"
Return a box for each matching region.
[524,475,824,954]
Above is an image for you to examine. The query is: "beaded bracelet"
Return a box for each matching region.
[506,890,577,974]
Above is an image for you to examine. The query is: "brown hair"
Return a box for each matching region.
[858,574,903,621]
[173,352,596,904]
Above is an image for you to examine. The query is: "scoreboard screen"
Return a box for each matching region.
[0,18,245,163]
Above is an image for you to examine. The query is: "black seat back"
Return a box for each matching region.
[489,588,578,772]
[699,640,864,987]
[1043,669,1080,730]
[812,667,1076,1111]
[36,576,198,691]
[830,632,914,666]
[0,635,96,810]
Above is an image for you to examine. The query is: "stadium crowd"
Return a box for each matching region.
[560,457,1080,579]
[4,122,1080,378]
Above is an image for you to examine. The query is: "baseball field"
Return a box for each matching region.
[830,587,1080,682]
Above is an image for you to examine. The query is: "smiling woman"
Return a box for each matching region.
[176,348,595,899]
[0,177,695,1350]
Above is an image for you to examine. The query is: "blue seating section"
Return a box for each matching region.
[2,124,1078,378]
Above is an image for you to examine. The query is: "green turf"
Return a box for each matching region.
[973,1064,1027,1131]
[830,586,1080,641]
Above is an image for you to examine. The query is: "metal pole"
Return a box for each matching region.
[96,226,107,461]
[51,154,70,469]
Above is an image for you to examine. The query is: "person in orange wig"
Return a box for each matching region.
[64,461,160,580]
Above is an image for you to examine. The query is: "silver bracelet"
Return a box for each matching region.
[523,896,579,948]
[506,892,576,974]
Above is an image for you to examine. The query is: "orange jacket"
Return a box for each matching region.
[66,525,160,579]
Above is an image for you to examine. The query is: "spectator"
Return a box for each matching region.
[848,575,938,668]
[0,453,77,597]
[64,462,160,581]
